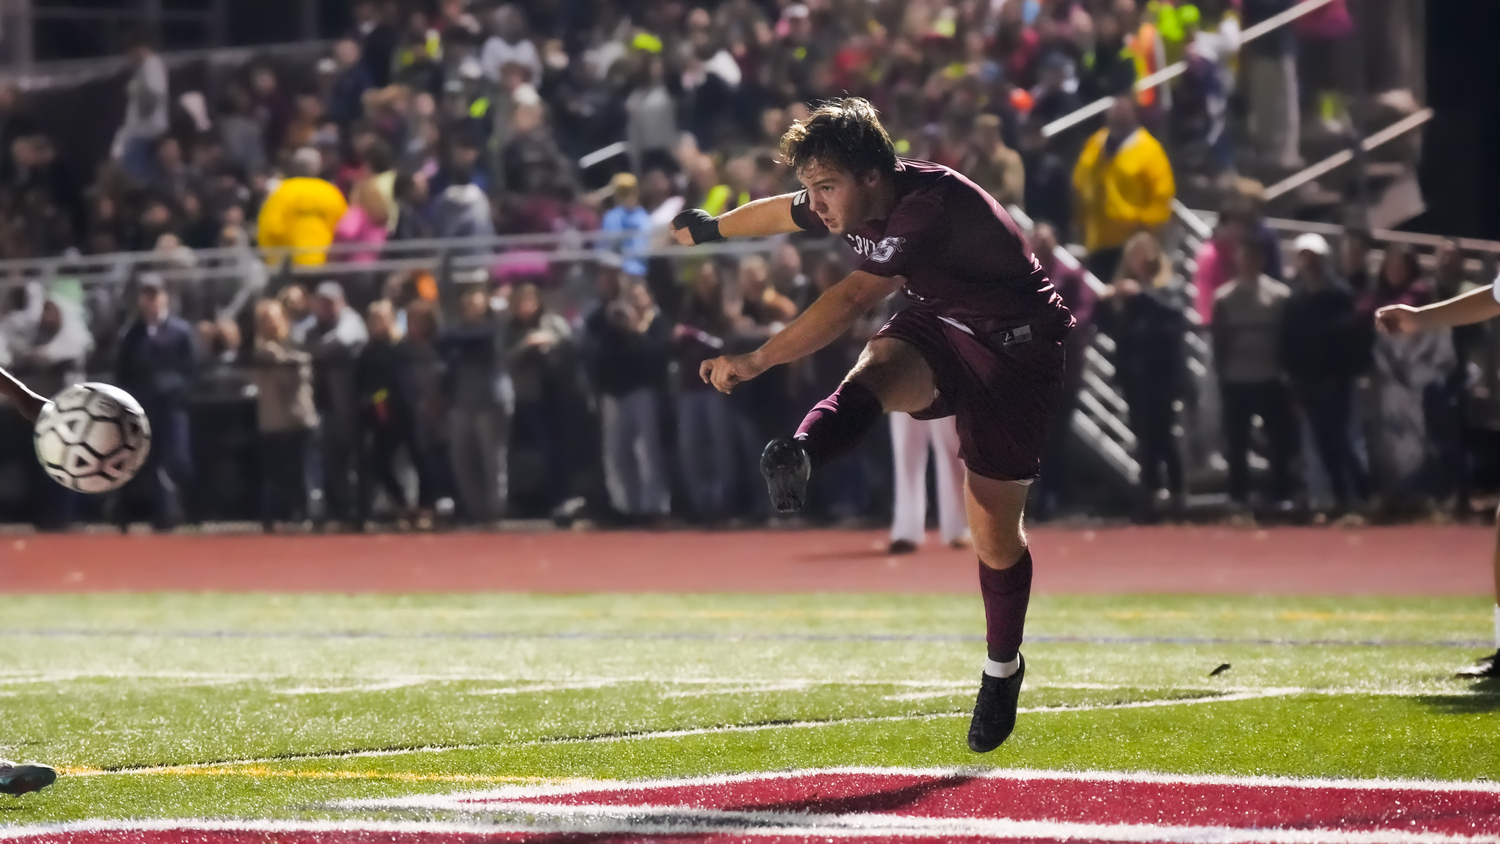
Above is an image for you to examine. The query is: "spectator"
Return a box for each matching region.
[1295,0,1355,135]
[1242,0,1303,173]
[1029,54,1084,128]
[601,173,652,279]
[481,5,542,86]
[352,0,399,89]
[248,66,293,162]
[217,87,269,177]
[1212,235,1298,509]
[625,55,678,173]
[327,38,376,127]
[431,163,493,254]
[258,148,347,266]
[115,274,196,529]
[584,270,672,521]
[1072,97,1176,283]
[303,281,368,528]
[355,300,422,527]
[1080,11,1139,103]
[1030,221,1096,520]
[112,32,169,183]
[673,261,737,522]
[1096,232,1191,518]
[1018,119,1072,238]
[962,114,1025,210]
[1280,232,1367,513]
[503,282,573,515]
[440,284,506,524]
[1366,244,1454,511]
[402,298,448,525]
[0,291,91,529]
[248,298,318,532]
[1191,209,1248,325]
[500,102,570,197]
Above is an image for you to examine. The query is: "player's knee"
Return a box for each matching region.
[975,530,1027,570]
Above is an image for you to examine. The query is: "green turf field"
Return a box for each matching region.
[0,592,1497,826]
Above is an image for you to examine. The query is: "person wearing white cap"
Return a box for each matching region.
[1377,261,1500,679]
[1283,232,1367,513]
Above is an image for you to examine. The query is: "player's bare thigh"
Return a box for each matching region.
[965,470,1030,570]
[846,337,937,415]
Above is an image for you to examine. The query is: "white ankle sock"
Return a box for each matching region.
[984,656,1021,679]
[1492,605,1499,650]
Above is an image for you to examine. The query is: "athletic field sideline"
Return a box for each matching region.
[0,527,1496,842]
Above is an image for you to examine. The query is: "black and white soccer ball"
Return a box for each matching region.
[33,383,151,494]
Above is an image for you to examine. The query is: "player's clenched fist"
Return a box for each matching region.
[1374,304,1424,335]
[700,353,766,393]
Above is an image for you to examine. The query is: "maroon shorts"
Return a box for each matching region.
[874,306,1068,482]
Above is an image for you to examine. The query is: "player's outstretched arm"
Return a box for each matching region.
[0,366,46,424]
[1376,283,1500,335]
[670,194,803,245]
[700,270,903,393]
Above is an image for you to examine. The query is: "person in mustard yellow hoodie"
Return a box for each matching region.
[257,147,348,266]
[1072,96,1176,282]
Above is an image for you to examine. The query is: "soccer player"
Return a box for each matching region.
[671,98,1073,751]
[1377,279,1500,678]
[0,365,60,795]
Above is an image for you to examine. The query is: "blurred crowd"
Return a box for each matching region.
[0,0,1470,532]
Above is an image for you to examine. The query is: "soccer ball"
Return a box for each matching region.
[33,383,152,494]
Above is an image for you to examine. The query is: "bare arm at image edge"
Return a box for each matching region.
[0,367,47,424]
[1376,281,1500,334]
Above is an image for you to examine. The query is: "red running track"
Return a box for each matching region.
[0,525,1489,595]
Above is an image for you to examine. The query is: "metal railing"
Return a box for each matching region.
[1264,109,1434,201]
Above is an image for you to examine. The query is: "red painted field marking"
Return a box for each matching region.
[10,769,1500,841]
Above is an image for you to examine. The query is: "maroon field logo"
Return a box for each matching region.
[10,767,1500,842]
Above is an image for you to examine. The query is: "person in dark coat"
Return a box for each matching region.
[1281,233,1368,512]
[1094,233,1190,518]
[355,299,423,527]
[114,273,197,529]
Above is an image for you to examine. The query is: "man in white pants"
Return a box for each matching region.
[888,412,972,553]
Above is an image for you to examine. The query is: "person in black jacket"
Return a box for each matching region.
[583,267,673,519]
[354,299,422,528]
[1281,233,1368,513]
[1094,233,1190,519]
[114,273,197,529]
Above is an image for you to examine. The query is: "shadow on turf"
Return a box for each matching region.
[1413,683,1500,714]
[489,775,981,842]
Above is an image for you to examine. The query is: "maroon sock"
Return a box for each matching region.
[978,550,1032,663]
[793,380,884,468]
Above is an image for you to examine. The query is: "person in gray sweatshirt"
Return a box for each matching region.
[1212,234,1298,508]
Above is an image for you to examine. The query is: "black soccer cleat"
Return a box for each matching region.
[760,437,812,514]
[0,761,57,796]
[1456,650,1500,679]
[968,653,1025,753]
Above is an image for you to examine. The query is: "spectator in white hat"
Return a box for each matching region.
[1281,231,1367,513]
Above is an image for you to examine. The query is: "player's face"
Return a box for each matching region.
[797,160,880,235]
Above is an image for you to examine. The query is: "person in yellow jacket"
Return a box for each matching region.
[1072,96,1176,282]
[258,147,348,266]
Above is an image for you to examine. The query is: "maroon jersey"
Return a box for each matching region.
[791,158,1070,333]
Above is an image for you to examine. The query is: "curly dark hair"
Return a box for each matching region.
[779,97,898,178]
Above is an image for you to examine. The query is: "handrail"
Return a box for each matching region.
[1186,210,1500,256]
[1263,108,1434,200]
[1041,0,1337,139]
[1172,200,1215,241]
